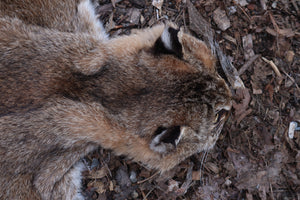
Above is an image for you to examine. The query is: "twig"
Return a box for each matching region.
[110,24,138,31]
[238,54,260,75]
[282,71,300,90]
[268,12,280,32]
[236,108,252,125]
[237,5,251,22]
[261,57,283,81]
[269,183,275,200]
[141,188,154,200]
[137,171,159,184]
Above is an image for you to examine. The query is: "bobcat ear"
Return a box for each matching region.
[150,126,182,154]
[177,30,216,72]
[152,24,183,58]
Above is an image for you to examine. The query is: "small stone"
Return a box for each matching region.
[225,179,232,186]
[116,166,131,187]
[288,121,297,139]
[140,15,145,24]
[271,2,277,9]
[131,190,139,199]
[233,0,248,6]
[129,170,137,183]
[228,6,237,15]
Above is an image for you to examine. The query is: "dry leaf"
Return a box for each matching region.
[87,167,108,179]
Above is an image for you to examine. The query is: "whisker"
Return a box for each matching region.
[199,150,208,185]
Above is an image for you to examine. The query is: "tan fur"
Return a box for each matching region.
[0,0,232,199]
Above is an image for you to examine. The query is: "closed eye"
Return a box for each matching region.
[214,109,229,124]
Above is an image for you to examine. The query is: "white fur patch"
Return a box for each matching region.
[222,105,232,111]
[175,127,184,146]
[161,28,172,50]
[70,161,85,200]
[150,127,185,153]
[150,129,168,153]
[77,0,108,40]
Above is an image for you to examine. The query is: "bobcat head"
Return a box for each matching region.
[69,23,233,171]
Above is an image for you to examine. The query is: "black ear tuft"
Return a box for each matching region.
[152,27,183,58]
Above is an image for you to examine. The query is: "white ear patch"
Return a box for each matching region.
[150,126,184,154]
[77,0,108,40]
[150,129,168,153]
[161,28,172,50]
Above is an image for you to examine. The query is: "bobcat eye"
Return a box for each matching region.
[214,109,229,124]
[213,114,219,124]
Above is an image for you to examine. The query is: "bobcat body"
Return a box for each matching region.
[0,0,232,199]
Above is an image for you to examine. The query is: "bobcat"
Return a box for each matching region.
[0,0,232,199]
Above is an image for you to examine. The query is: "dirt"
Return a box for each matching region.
[82,0,300,199]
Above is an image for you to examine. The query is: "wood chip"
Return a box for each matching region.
[223,34,237,45]
[213,7,231,31]
[260,0,267,10]
[285,50,295,63]
[251,80,263,94]
[128,8,141,24]
[205,162,220,174]
[152,0,164,10]
[242,34,255,60]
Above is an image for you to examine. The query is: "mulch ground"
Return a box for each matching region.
[82,0,300,199]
